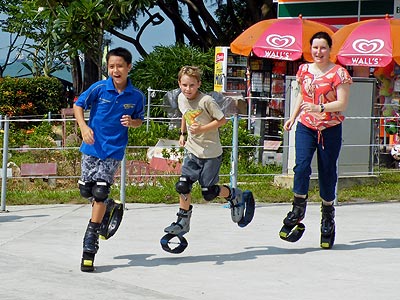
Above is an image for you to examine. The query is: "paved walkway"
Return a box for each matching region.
[1,201,399,300]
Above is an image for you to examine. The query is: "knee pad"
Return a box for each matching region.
[175,176,192,195]
[92,181,110,202]
[79,180,95,199]
[201,185,221,201]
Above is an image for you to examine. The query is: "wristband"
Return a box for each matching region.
[179,131,187,136]
[320,103,325,113]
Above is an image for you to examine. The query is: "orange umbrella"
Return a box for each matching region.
[230,16,336,62]
[332,16,400,67]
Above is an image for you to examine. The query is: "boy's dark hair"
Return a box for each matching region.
[106,47,132,64]
[310,31,332,48]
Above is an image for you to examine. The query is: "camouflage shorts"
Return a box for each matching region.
[80,154,121,184]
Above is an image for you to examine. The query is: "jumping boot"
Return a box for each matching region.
[98,199,114,240]
[164,205,193,236]
[279,196,307,242]
[98,199,124,240]
[320,204,335,249]
[81,221,100,272]
[225,187,245,223]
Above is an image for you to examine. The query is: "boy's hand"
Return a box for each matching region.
[189,122,202,134]
[81,125,94,144]
[179,135,186,147]
[121,115,142,128]
[120,115,132,127]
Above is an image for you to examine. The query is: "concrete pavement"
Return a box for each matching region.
[1,201,399,300]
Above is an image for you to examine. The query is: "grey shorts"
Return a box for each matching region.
[80,154,121,184]
[181,152,222,187]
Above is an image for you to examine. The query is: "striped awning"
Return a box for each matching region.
[275,0,394,25]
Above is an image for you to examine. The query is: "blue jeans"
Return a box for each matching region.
[293,122,342,202]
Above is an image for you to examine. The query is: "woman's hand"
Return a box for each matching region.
[300,102,320,113]
[283,119,295,131]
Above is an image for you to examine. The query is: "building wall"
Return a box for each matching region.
[276,0,394,25]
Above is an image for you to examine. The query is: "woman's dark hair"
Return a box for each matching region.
[310,31,332,48]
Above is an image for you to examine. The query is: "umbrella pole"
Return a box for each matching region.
[246,67,252,131]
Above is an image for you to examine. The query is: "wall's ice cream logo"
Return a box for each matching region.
[352,39,384,54]
[255,34,296,60]
[266,34,296,49]
[347,38,385,66]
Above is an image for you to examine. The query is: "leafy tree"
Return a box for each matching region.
[1,1,277,94]
[215,0,277,44]
[131,44,214,92]
[50,0,158,92]
[0,1,71,80]
[1,1,154,93]
[0,0,30,77]
[111,0,277,53]
[130,44,214,119]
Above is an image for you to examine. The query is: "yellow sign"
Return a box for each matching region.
[214,47,224,92]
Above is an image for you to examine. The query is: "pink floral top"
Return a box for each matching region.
[297,63,352,131]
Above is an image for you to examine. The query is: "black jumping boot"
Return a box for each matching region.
[279,196,307,242]
[81,221,100,272]
[320,204,335,249]
[284,196,307,227]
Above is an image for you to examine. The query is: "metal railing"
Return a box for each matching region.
[0,89,398,211]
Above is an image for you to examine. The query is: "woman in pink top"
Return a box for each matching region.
[279,31,352,248]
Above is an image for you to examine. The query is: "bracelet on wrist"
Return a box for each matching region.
[179,131,187,136]
[320,103,325,113]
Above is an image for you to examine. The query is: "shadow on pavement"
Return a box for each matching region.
[0,214,49,223]
[94,237,400,273]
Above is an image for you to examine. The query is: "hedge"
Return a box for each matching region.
[0,77,64,116]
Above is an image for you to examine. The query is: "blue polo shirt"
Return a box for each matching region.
[75,77,145,160]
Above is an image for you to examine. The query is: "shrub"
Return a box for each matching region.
[220,119,259,165]
[0,77,64,117]
[130,44,214,119]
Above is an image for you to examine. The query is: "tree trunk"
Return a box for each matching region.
[71,55,83,96]
[83,53,100,92]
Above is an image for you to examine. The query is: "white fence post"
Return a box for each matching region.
[230,114,239,189]
[146,87,152,131]
[1,116,9,212]
[120,155,127,207]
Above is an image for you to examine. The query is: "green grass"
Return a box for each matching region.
[4,169,400,206]
[337,172,400,202]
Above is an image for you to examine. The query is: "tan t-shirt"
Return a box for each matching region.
[178,92,225,158]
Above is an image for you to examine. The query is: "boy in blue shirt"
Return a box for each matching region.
[74,47,145,272]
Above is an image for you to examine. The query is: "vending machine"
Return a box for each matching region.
[214,46,247,93]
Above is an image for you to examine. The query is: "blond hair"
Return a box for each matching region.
[178,66,202,82]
